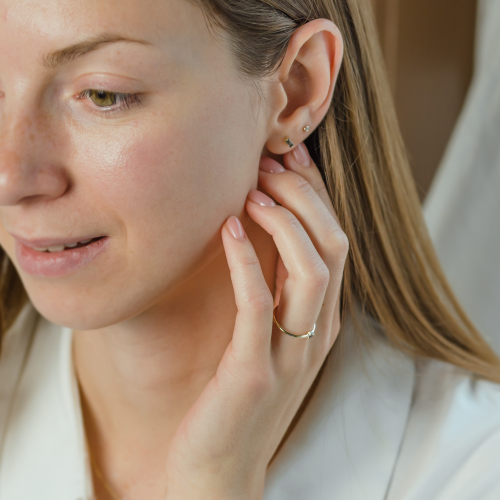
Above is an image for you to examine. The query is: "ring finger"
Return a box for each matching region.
[245,190,330,360]
[257,155,349,347]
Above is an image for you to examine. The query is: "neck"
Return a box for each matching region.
[73,218,277,487]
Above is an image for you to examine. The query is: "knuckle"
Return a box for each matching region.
[224,361,274,397]
[288,175,316,200]
[325,227,349,257]
[280,209,303,233]
[239,251,260,268]
[271,206,303,236]
[245,288,273,314]
[310,262,330,289]
[315,182,330,198]
[244,371,275,397]
[296,258,330,291]
[227,250,260,275]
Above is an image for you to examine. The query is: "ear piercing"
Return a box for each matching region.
[284,125,310,148]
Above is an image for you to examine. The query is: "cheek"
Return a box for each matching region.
[71,91,261,266]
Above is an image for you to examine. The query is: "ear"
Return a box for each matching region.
[264,19,344,154]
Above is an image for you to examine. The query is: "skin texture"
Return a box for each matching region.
[0,0,346,498]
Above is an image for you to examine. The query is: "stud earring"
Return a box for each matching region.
[284,137,294,148]
[303,125,310,132]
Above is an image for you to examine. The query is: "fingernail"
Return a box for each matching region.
[291,143,310,167]
[248,190,276,207]
[227,216,246,240]
[259,157,286,174]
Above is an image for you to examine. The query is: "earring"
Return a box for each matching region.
[284,137,294,148]
[303,125,310,132]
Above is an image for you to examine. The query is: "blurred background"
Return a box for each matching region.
[371,0,500,355]
[371,0,477,200]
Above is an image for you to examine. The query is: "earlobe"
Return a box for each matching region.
[265,19,344,155]
[284,124,311,149]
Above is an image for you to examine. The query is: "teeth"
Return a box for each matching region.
[47,245,65,252]
[32,238,97,252]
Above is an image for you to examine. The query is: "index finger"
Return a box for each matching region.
[283,143,339,224]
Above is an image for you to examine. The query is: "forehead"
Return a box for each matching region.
[1,0,201,36]
[0,0,214,67]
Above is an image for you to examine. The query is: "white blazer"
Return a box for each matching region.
[0,303,500,500]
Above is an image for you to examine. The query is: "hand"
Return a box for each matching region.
[164,144,349,500]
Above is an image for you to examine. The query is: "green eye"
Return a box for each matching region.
[88,90,117,107]
[79,89,143,116]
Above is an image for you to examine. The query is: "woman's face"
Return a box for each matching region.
[0,0,267,328]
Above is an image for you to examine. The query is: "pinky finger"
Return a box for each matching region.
[221,216,274,362]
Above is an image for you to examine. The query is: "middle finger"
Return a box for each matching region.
[257,158,348,295]
[245,191,329,361]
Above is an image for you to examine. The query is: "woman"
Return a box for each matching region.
[0,0,499,499]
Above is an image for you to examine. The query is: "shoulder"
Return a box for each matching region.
[0,303,39,433]
[0,306,90,500]
[388,357,500,500]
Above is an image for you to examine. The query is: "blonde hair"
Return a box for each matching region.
[188,0,500,381]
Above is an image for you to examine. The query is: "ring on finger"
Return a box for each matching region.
[273,306,316,340]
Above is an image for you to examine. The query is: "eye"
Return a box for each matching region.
[88,89,118,107]
[77,89,144,117]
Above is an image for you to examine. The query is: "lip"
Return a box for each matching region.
[11,234,100,249]
[15,236,110,278]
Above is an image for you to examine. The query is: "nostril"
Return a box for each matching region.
[0,162,70,207]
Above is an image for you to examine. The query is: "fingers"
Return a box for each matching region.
[258,151,348,290]
[285,143,338,222]
[223,143,348,372]
[221,216,274,363]
[256,145,348,357]
[245,191,330,360]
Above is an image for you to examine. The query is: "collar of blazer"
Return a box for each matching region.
[0,303,415,500]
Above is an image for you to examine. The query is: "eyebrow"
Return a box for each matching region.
[42,33,152,69]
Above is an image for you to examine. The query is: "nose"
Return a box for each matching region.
[0,111,69,206]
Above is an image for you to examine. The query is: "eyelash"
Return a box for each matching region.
[77,89,144,117]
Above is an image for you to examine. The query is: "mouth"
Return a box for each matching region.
[31,236,105,253]
[14,235,110,278]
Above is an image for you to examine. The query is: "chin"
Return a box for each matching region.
[25,292,120,330]
[20,277,155,331]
